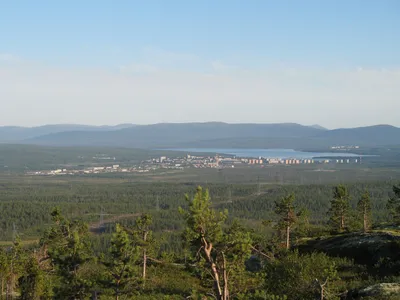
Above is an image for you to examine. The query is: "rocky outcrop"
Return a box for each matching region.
[298,231,400,267]
[345,283,400,299]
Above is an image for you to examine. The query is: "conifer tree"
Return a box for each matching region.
[42,208,93,299]
[387,184,400,225]
[179,186,252,300]
[102,223,138,300]
[0,248,8,299]
[18,255,48,300]
[133,214,154,283]
[294,207,311,239]
[329,185,350,232]
[274,193,297,249]
[6,236,27,299]
[357,191,372,232]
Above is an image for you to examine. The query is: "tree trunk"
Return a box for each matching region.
[222,252,229,300]
[286,225,290,249]
[9,274,15,299]
[363,208,368,232]
[91,291,98,300]
[317,279,328,300]
[115,281,120,300]
[142,248,147,280]
[1,277,4,300]
[202,238,223,300]
[142,231,148,282]
[340,214,345,232]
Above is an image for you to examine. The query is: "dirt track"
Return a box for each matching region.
[89,213,141,231]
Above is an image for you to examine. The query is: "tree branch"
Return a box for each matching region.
[250,245,275,261]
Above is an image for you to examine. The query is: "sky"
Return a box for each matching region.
[0,0,399,129]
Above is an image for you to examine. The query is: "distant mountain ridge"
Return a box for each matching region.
[0,123,136,142]
[0,122,399,149]
[310,124,327,130]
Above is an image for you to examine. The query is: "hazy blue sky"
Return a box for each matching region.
[1,0,399,128]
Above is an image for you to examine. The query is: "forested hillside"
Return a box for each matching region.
[0,175,400,299]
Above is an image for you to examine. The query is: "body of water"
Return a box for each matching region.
[166,148,363,159]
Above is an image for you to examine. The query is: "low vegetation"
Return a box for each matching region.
[0,180,399,299]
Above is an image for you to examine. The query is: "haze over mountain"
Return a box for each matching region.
[1,122,399,150]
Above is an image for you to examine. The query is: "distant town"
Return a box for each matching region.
[25,152,362,176]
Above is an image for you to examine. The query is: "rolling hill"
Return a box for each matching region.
[0,124,135,142]
[20,123,323,148]
[1,123,399,149]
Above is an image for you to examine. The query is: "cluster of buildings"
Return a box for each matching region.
[279,158,359,164]
[241,157,359,165]
[142,154,361,169]
[25,153,362,176]
[330,145,360,150]
[145,155,221,169]
[25,164,152,176]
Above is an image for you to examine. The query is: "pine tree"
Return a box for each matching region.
[387,184,400,225]
[179,186,252,300]
[294,207,311,239]
[0,248,8,299]
[357,191,372,232]
[133,214,154,283]
[180,186,227,300]
[274,194,297,249]
[329,185,350,232]
[42,208,93,299]
[102,223,138,300]
[6,236,27,299]
[18,255,48,300]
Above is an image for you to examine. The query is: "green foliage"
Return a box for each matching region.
[18,255,52,299]
[245,291,288,300]
[274,193,297,249]
[180,186,227,248]
[102,223,139,298]
[1,237,29,298]
[263,251,343,300]
[329,185,351,232]
[180,186,255,299]
[387,184,400,225]
[131,213,156,283]
[43,208,94,299]
[357,191,372,232]
[1,174,400,298]
[293,207,311,239]
[222,221,260,296]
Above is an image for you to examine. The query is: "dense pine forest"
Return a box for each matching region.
[0,172,400,299]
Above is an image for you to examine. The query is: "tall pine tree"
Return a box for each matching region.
[102,223,138,300]
[133,214,154,283]
[274,194,297,249]
[387,184,400,225]
[357,191,372,232]
[329,185,350,233]
[179,186,253,300]
[42,208,93,299]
